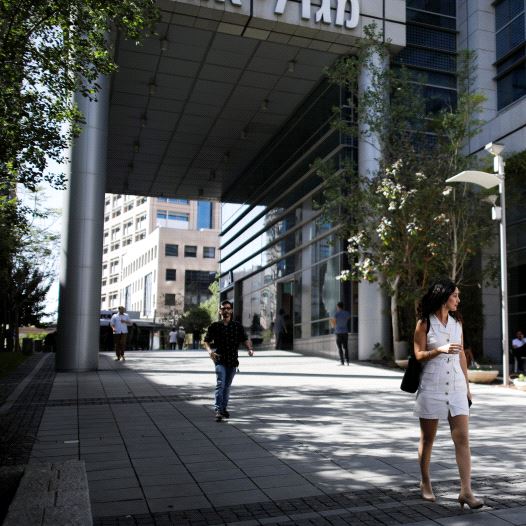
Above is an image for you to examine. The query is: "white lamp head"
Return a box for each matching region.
[484,142,504,156]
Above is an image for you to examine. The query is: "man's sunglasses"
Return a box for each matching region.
[220,306,232,311]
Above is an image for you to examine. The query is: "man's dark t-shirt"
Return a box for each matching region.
[204,320,248,367]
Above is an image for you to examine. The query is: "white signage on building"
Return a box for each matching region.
[275,0,360,28]
[214,0,361,29]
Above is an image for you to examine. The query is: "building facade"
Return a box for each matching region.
[58,0,526,371]
[219,0,462,360]
[100,195,220,323]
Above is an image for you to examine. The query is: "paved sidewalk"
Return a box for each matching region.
[4,349,526,525]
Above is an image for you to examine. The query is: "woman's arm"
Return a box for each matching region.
[414,320,430,361]
[414,319,457,362]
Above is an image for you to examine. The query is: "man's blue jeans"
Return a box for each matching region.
[215,364,236,412]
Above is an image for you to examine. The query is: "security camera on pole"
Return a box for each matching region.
[446,142,509,386]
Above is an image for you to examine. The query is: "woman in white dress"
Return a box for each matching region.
[413,279,483,509]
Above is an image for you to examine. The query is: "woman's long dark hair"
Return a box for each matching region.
[417,279,462,331]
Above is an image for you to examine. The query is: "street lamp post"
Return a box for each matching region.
[446,142,509,386]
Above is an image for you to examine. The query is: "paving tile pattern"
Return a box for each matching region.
[0,354,56,465]
[92,476,526,525]
[0,353,49,404]
[3,350,526,526]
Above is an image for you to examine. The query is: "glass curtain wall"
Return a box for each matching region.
[219,81,357,350]
[399,0,457,111]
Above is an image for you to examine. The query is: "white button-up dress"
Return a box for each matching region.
[414,314,469,420]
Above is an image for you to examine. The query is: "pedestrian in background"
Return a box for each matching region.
[203,300,254,422]
[273,308,287,350]
[110,306,131,361]
[176,326,186,350]
[511,330,526,372]
[330,302,351,365]
[168,328,177,350]
[413,279,482,509]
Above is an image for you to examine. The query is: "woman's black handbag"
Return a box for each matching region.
[400,355,422,393]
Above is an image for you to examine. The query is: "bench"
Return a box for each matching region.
[4,460,92,526]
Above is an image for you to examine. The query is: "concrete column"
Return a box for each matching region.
[57,77,110,371]
[357,47,391,360]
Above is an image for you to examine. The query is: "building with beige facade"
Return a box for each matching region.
[100,194,220,322]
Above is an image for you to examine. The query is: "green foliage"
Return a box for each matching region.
[317,25,497,342]
[0,0,159,190]
[0,187,59,350]
[199,276,220,323]
[179,307,212,336]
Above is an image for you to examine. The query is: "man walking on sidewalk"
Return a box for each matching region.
[330,302,351,365]
[203,300,254,422]
[111,306,131,361]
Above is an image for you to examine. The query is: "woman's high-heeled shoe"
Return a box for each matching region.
[420,482,436,502]
[458,494,484,509]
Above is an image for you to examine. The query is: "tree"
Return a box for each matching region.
[0,190,57,351]
[1,1,158,349]
[200,276,220,324]
[0,0,159,190]
[317,27,496,353]
[179,306,212,347]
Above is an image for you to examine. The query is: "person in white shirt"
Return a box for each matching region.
[512,330,526,372]
[110,306,131,361]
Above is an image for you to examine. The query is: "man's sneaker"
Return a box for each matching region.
[215,411,223,422]
[121,356,125,361]
[221,410,230,419]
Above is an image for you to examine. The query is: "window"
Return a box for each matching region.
[135,214,146,230]
[203,246,216,258]
[165,293,176,306]
[497,64,526,109]
[197,201,213,229]
[184,245,197,257]
[156,210,189,229]
[184,271,216,307]
[495,0,526,109]
[123,220,133,236]
[157,197,189,204]
[166,269,176,281]
[165,244,178,256]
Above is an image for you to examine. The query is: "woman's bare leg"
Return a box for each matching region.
[448,414,472,495]
[419,418,438,499]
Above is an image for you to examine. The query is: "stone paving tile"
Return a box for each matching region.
[89,477,140,491]
[143,483,204,499]
[192,467,248,483]
[90,486,144,503]
[91,498,149,518]
[490,507,526,526]
[147,495,210,513]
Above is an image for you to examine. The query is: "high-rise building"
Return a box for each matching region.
[100,195,220,323]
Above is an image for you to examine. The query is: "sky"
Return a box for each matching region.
[19,177,66,323]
